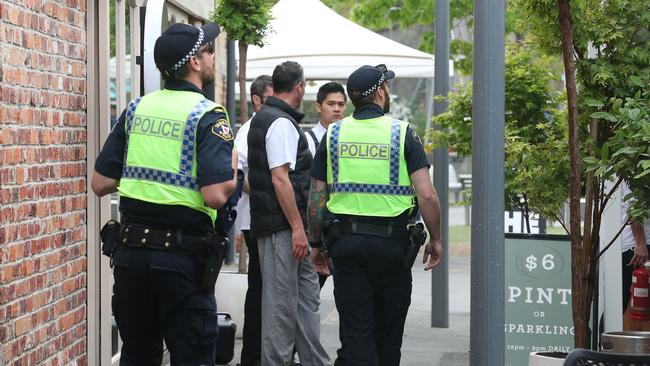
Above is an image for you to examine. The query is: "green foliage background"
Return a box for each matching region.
[212,0,273,47]
[511,0,650,221]
[430,44,570,221]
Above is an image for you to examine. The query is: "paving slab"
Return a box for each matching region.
[207,256,471,366]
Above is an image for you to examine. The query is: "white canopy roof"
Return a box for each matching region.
[241,0,436,80]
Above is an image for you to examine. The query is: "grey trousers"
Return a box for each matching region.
[258,229,331,366]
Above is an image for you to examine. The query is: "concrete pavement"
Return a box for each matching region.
[217,256,471,366]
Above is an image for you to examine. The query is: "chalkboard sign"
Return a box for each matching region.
[505,234,574,366]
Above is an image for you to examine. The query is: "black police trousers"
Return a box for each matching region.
[329,234,412,366]
[112,246,218,366]
[240,230,262,366]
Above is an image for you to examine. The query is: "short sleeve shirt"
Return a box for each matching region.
[306,122,327,157]
[620,182,650,252]
[266,117,300,171]
[310,103,429,181]
[94,79,234,231]
[233,117,252,232]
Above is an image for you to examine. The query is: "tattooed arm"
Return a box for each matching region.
[308,177,332,275]
[307,177,329,244]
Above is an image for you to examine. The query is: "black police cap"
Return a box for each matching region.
[154,22,220,75]
[346,64,395,97]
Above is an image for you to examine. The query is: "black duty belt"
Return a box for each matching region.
[339,219,407,240]
[120,224,216,254]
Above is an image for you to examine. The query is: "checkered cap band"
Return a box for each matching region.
[170,28,205,71]
[361,74,386,97]
[122,166,198,190]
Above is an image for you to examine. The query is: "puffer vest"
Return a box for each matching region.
[248,96,312,237]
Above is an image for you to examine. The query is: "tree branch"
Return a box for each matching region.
[597,218,630,261]
[599,176,623,217]
[553,213,570,236]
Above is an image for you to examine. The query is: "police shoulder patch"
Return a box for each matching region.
[211,118,234,141]
[412,130,423,145]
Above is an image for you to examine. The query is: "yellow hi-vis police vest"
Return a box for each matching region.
[118,89,227,224]
[325,115,415,217]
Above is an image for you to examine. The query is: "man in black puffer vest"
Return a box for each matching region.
[248,61,330,366]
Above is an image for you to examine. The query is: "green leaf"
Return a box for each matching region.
[590,111,618,122]
[630,75,645,87]
[612,147,639,157]
[627,108,641,121]
[634,170,650,179]
[585,98,605,107]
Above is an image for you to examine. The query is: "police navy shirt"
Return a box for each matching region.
[310,103,430,182]
[94,79,234,233]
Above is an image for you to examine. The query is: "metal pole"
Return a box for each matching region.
[471,0,505,364]
[226,39,236,127]
[431,0,449,329]
[424,79,434,142]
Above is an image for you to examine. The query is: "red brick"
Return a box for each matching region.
[2,2,91,364]
[14,315,30,336]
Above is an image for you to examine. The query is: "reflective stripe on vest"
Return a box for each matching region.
[328,118,414,196]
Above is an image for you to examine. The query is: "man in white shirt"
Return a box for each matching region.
[235,74,272,366]
[247,61,330,366]
[621,181,650,330]
[305,82,347,157]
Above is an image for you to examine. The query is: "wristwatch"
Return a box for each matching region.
[309,240,327,252]
[309,240,323,248]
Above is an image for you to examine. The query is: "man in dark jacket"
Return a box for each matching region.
[247,61,330,366]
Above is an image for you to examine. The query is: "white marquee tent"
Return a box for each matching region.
[240,0,438,80]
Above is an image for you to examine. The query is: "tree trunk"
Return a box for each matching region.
[237,41,249,274]
[238,41,249,124]
[556,0,589,348]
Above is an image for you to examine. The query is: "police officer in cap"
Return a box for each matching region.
[308,64,443,366]
[92,22,238,365]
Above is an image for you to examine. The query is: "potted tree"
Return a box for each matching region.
[512,0,650,355]
[433,0,650,362]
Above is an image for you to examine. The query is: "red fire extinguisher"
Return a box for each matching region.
[630,261,650,321]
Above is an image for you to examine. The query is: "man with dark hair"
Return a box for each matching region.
[235,74,273,366]
[248,61,330,366]
[306,82,347,157]
[92,22,238,365]
[308,64,443,366]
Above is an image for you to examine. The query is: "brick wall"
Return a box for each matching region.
[0,1,88,365]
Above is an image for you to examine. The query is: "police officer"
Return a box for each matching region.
[91,22,238,365]
[308,64,443,366]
